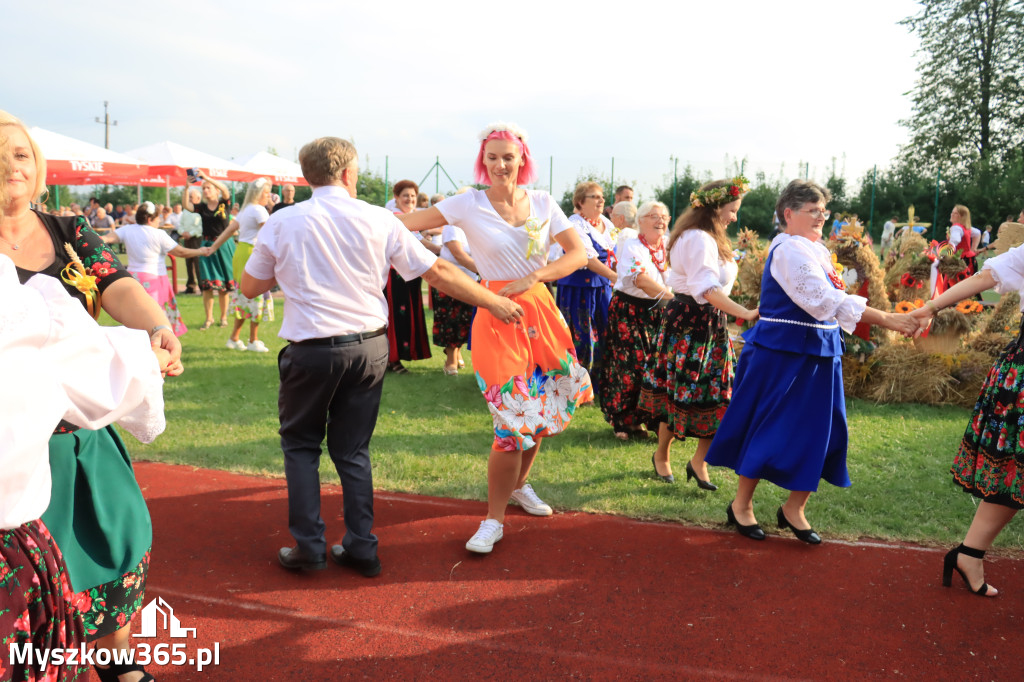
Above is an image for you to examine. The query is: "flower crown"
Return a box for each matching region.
[689,176,750,209]
[477,121,529,143]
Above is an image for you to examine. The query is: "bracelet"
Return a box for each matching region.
[149,325,171,337]
[924,300,940,312]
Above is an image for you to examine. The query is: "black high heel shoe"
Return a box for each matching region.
[776,507,822,545]
[651,454,674,483]
[726,500,765,540]
[685,461,718,491]
[942,544,997,597]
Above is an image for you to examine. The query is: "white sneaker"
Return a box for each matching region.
[247,340,269,353]
[510,483,553,516]
[225,339,246,350]
[465,519,503,553]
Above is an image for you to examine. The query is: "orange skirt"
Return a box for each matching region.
[474,280,594,451]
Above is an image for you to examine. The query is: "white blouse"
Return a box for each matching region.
[768,233,867,333]
[237,204,270,245]
[0,256,166,530]
[550,214,616,261]
[114,224,178,276]
[614,235,668,300]
[666,230,737,304]
[440,224,476,279]
[435,189,572,281]
[983,243,1024,310]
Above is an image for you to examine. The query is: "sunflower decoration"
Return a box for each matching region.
[894,301,919,314]
[955,300,985,315]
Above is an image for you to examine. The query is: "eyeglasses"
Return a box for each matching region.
[643,213,669,222]
[585,194,604,201]
[799,209,831,220]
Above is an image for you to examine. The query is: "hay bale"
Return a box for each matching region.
[865,343,962,405]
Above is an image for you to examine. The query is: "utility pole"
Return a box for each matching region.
[94,101,118,149]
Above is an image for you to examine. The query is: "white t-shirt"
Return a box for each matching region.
[434,188,572,281]
[113,223,179,276]
[614,235,667,299]
[440,224,476,279]
[767,233,867,333]
[666,230,737,304]
[984,244,1024,310]
[246,185,437,342]
[236,204,270,245]
[0,255,165,529]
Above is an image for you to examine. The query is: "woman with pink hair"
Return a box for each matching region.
[399,122,593,554]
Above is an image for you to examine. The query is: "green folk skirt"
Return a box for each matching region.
[41,426,152,593]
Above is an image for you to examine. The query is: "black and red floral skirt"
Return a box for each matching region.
[639,294,735,440]
[598,292,666,432]
[385,269,430,363]
[0,519,85,681]
[431,287,474,349]
[952,319,1024,509]
[75,550,150,641]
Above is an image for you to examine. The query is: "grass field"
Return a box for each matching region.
[116,290,1024,551]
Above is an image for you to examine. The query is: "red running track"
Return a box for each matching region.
[105,462,1024,680]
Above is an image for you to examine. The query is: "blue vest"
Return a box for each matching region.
[743,244,845,357]
[558,230,611,288]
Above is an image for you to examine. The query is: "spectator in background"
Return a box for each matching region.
[179,189,203,294]
[610,201,639,244]
[604,185,634,218]
[271,183,297,214]
[980,225,993,252]
[90,207,115,235]
[417,191,430,209]
[881,215,897,257]
[86,197,100,219]
[167,202,183,232]
[384,180,432,372]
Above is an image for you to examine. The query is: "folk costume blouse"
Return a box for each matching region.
[615,234,668,300]
[666,230,737,304]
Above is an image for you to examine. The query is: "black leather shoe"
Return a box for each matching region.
[685,461,718,491]
[776,507,822,544]
[331,545,382,577]
[651,454,674,483]
[278,546,327,571]
[726,501,765,541]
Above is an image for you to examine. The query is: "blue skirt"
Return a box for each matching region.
[705,342,851,492]
[556,283,612,382]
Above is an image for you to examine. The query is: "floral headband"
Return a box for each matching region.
[477,121,529,143]
[689,176,750,209]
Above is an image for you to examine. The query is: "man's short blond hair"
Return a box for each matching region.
[299,137,357,186]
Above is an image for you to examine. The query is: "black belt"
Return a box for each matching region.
[614,290,668,308]
[291,327,387,346]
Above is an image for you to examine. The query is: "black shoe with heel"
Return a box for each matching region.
[942,544,997,597]
[651,454,674,483]
[94,662,154,682]
[685,461,718,491]
[726,500,765,541]
[776,507,822,544]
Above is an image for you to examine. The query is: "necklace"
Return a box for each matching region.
[584,216,601,228]
[0,232,25,250]
[640,234,666,272]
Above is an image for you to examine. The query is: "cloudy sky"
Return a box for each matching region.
[6,0,923,198]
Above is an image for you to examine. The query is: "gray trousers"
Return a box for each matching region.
[277,334,388,559]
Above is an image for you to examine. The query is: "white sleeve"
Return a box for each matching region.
[441,224,467,248]
[568,214,598,259]
[386,214,438,280]
[769,239,867,332]
[435,191,474,228]
[950,225,965,244]
[159,231,178,253]
[617,240,653,283]
[675,231,725,305]
[544,193,573,237]
[984,244,1024,299]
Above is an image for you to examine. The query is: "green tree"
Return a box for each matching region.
[652,164,706,225]
[356,168,388,207]
[557,172,618,216]
[900,0,1024,171]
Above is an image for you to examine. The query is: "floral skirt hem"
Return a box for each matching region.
[951,324,1024,509]
[0,519,85,681]
[474,280,593,451]
[198,239,236,292]
[76,550,150,641]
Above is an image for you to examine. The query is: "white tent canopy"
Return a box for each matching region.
[123,141,252,183]
[30,127,150,185]
[235,151,308,186]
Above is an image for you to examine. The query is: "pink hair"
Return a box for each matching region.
[473,130,537,186]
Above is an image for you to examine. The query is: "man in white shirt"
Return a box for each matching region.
[242,137,523,577]
[881,215,897,257]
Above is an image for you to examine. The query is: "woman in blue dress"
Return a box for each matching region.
[705,180,918,543]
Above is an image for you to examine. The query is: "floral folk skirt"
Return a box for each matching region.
[598,291,666,432]
[639,294,734,440]
[74,551,150,641]
[431,287,473,348]
[556,283,612,387]
[953,320,1024,509]
[0,520,85,681]
[131,270,186,336]
[474,280,593,451]
[385,269,430,363]
[229,242,275,322]
[198,239,236,292]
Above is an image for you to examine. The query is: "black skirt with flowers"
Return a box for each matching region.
[639,294,735,440]
[952,318,1024,509]
[75,550,150,641]
[598,292,667,432]
[385,269,431,362]
[431,287,474,348]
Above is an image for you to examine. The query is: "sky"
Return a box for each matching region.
[4,0,924,199]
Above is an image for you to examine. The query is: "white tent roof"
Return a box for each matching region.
[123,141,250,181]
[234,151,308,186]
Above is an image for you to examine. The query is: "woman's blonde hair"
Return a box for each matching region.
[667,180,735,262]
[953,204,972,230]
[241,177,271,209]
[0,110,47,203]
[0,132,10,221]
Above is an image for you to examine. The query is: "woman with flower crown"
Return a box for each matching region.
[640,179,759,490]
[397,122,593,554]
[598,201,672,441]
[706,180,917,544]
